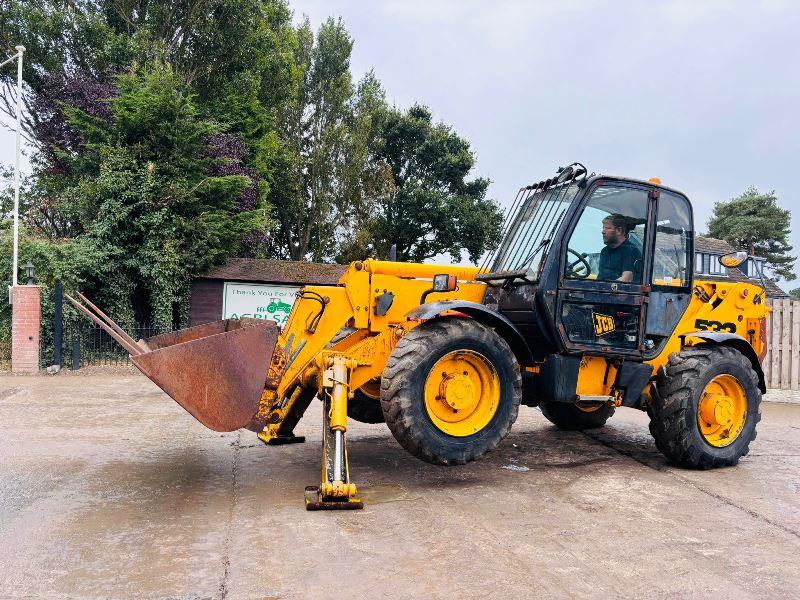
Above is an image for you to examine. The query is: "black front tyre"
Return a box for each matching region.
[648,345,761,469]
[380,318,521,465]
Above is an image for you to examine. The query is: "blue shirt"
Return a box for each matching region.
[598,239,641,282]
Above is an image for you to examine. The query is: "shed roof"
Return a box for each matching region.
[698,270,788,298]
[198,258,346,285]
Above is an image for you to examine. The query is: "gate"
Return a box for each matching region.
[41,283,167,369]
[764,299,800,391]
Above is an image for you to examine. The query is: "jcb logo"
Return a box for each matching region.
[594,312,616,336]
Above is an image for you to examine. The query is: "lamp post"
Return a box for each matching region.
[1,44,25,294]
[24,261,34,285]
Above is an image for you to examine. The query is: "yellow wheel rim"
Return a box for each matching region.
[359,379,381,400]
[697,374,747,447]
[423,350,500,437]
[575,401,605,413]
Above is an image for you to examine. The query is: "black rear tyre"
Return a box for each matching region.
[347,386,385,424]
[380,318,521,465]
[648,345,761,469]
[539,401,615,430]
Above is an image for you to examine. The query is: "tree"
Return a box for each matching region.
[0,0,295,327]
[1,0,501,343]
[790,288,800,300]
[360,104,503,263]
[707,187,796,281]
[0,1,297,134]
[265,17,396,264]
[268,16,359,261]
[0,1,133,140]
[333,70,393,262]
[12,63,265,329]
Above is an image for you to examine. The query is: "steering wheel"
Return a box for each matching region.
[566,248,591,279]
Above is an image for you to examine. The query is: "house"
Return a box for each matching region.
[695,236,788,298]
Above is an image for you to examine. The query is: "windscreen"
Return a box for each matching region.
[487,181,581,278]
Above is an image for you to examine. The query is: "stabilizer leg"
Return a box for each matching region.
[305,356,363,510]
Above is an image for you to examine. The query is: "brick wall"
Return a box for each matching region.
[11,285,40,374]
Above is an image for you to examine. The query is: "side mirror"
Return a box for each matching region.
[432,274,458,292]
[719,251,748,268]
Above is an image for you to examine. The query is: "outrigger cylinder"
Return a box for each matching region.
[304,355,362,510]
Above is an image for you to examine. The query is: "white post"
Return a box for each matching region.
[12,45,25,288]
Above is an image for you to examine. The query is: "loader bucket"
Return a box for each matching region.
[130,318,280,432]
[65,291,281,433]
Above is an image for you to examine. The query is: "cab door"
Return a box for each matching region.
[643,188,694,357]
[555,181,655,358]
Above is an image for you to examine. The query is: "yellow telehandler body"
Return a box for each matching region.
[70,164,770,509]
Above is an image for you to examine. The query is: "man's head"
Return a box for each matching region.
[602,214,628,247]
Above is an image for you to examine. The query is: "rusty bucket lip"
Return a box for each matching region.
[141,317,269,350]
[130,318,280,432]
[64,292,282,433]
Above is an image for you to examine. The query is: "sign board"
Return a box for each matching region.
[222,282,300,328]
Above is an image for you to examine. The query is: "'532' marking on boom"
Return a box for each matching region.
[694,318,736,334]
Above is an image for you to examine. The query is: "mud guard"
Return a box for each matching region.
[406,300,533,365]
[683,331,766,393]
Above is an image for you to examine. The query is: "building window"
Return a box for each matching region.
[745,258,765,278]
[695,252,727,276]
[708,257,726,275]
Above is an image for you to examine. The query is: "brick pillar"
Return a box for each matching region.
[11,285,41,374]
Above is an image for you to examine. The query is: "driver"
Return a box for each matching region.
[598,214,641,282]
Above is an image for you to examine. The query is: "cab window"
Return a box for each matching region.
[651,191,693,288]
[564,185,649,284]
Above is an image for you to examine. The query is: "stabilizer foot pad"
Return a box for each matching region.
[265,434,306,445]
[304,486,363,511]
[258,433,306,446]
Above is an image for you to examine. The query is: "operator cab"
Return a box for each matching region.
[480,163,694,362]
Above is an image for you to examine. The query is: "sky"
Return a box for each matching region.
[2,0,798,289]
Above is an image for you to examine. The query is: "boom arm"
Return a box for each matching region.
[249,259,486,508]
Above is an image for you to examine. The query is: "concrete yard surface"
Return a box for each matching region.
[1,374,798,599]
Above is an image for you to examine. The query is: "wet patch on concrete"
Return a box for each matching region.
[0,386,20,401]
[1,375,798,599]
[358,483,422,505]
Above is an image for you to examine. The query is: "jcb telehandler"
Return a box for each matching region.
[70,163,769,510]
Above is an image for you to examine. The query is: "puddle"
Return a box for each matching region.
[501,464,530,472]
[358,483,422,504]
[0,387,20,401]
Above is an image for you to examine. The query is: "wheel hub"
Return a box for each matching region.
[697,375,747,447]
[438,373,477,411]
[699,393,732,426]
[423,350,500,436]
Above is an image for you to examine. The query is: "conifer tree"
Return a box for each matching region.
[707,187,796,281]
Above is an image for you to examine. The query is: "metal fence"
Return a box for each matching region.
[35,282,171,370]
[765,299,800,391]
[40,320,163,369]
